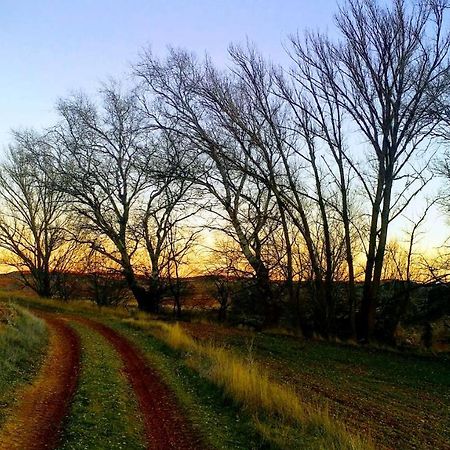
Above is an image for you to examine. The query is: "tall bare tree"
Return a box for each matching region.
[135,49,282,324]
[197,45,347,335]
[137,172,201,311]
[276,39,359,335]
[290,0,450,340]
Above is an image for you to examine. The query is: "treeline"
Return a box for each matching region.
[1,0,450,342]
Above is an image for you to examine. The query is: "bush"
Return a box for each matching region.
[228,280,266,329]
[86,272,130,307]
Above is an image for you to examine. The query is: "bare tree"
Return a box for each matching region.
[206,237,257,322]
[82,248,131,307]
[0,131,71,297]
[197,45,347,335]
[380,202,436,340]
[135,49,282,325]
[276,38,360,336]
[161,222,200,317]
[0,131,70,297]
[46,84,189,312]
[136,166,200,310]
[290,0,450,340]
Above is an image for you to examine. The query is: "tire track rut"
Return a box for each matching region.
[0,315,80,450]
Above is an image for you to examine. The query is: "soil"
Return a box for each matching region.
[0,315,80,450]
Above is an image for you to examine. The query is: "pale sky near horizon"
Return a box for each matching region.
[0,0,448,250]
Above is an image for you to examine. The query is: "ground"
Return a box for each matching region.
[0,292,448,450]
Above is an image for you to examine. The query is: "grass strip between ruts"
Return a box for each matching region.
[58,321,146,450]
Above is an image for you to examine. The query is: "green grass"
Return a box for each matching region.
[223,332,450,387]
[0,305,48,425]
[221,332,450,449]
[110,320,269,450]
[3,296,271,449]
[59,322,146,450]
[0,293,130,319]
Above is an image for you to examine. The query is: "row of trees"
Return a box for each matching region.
[0,0,450,341]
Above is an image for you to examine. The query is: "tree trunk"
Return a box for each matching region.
[34,268,52,297]
[122,262,159,313]
[256,264,279,327]
[277,200,295,320]
[360,161,393,341]
[310,148,335,337]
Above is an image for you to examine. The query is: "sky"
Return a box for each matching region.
[0,0,336,146]
[0,0,448,250]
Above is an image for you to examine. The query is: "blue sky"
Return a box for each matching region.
[0,0,336,145]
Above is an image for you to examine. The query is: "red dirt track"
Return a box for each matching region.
[0,315,80,450]
[78,317,205,450]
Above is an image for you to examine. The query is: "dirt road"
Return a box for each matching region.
[0,312,204,450]
[77,317,204,450]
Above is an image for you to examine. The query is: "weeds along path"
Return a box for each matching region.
[0,315,80,450]
[76,317,205,450]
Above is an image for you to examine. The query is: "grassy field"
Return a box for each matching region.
[0,296,272,449]
[181,322,450,449]
[123,319,372,449]
[0,293,448,449]
[0,304,48,426]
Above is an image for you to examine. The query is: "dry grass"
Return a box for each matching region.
[126,319,373,450]
[1,292,373,448]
